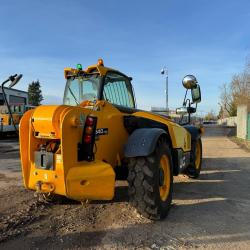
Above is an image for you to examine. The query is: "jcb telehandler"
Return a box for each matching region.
[19,59,203,220]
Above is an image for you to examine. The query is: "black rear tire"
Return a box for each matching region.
[127,138,173,220]
[186,138,202,179]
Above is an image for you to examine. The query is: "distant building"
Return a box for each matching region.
[151,107,169,116]
[151,106,202,125]
[0,86,28,106]
[151,106,183,122]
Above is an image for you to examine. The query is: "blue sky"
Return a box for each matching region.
[0,0,250,114]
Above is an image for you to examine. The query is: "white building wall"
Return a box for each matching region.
[237,105,248,139]
[217,104,249,140]
[217,117,237,126]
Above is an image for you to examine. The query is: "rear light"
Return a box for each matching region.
[86,117,94,126]
[85,126,93,135]
[78,115,97,161]
[83,135,92,144]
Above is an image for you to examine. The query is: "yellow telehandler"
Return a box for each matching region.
[19,59,203,220]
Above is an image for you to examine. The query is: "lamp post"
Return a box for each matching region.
[161,67,168,114]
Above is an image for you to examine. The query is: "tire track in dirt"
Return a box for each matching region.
[0,199,49,243]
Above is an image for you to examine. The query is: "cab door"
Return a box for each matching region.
[94,72,136,167]
[102,71,136,110]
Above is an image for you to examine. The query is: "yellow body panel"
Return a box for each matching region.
[66,160,115,200]
[133,111,191,151]
[20,109,34,188]
[0,113,21,126]
[20,104,117,200]
[0,114,9,125]
[91,102,129,166]
[32,105,70,139]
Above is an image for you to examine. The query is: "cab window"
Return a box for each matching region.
[103,72,135,108]
[63,75,100,106]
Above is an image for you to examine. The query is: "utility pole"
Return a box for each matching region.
[161,67,168,114]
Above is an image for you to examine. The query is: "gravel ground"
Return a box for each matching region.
[0,126,250,250]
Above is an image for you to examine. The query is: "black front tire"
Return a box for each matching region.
[127,138,173,220]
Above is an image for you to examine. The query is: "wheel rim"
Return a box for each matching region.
[195,141,201,170]
[159,155,171,201]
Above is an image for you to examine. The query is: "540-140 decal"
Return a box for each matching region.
[96,128,108,135]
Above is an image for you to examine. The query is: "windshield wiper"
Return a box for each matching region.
[68,86,79,105]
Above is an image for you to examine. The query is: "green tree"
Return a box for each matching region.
[28,80,43,106]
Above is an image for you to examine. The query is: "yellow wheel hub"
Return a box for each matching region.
[195,141,201,170]
[159,155,171,201]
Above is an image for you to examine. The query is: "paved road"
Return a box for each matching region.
[0,126,250,249]
[0,138,20,189]
[173,126,250,249]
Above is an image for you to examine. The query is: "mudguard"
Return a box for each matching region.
[124,128,166,157]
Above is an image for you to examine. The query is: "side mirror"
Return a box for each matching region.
[182,75,197,89]
[191,84,201,103]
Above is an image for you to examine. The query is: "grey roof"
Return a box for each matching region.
[0,86,28,94]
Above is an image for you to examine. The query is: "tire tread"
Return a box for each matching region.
[127,140,173,220]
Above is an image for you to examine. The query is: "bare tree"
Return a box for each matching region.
[219,60,250,117]
[219,83,237,117]
[231,73,250,105]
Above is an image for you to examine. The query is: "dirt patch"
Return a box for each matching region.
[0,173,18,182]
[0,200,48,243]
[0,185,194,250]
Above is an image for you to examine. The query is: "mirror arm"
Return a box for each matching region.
[180,114,183,124]
[182,89,188,106]
[1,76,19,134]
[188,99,191,124]
[185,98,191,107]
[1,78,11,87]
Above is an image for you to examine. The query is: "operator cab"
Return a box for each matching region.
[63,60,136,111]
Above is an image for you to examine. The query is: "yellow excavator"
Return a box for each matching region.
[19,59,203,220]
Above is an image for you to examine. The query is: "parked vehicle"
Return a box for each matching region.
[19,60,203,220]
